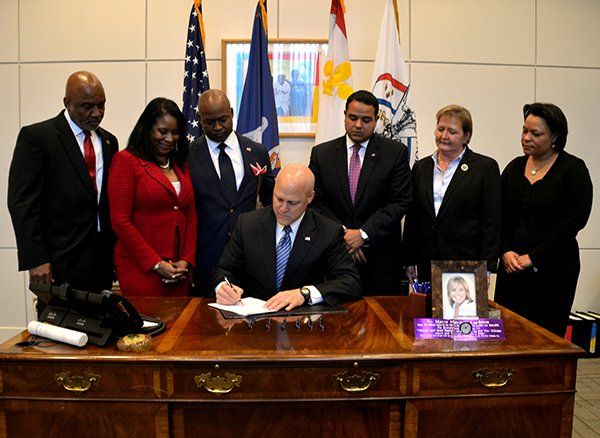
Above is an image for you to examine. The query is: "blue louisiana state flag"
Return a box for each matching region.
[236,0,280,171]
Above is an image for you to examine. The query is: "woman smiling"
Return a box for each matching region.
[108,98,197,296]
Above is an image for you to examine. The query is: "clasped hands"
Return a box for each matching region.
[502,251,533,274]
[344,228,367,264]
[216,281,304,311]
[154,260,189,283]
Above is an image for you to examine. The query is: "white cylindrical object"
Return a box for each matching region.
[27,321,88,347]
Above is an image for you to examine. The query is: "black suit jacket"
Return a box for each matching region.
[7,111,118,291]
[213,208,362,304]
[188,133,275,294]
[403,147,501,279]
[308,134,412,294]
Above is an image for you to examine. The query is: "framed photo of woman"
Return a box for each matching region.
[431,261,488,319]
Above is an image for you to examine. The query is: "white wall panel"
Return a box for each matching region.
[0,250,27,328]
[538,0,600,68]
[0,0,18,62]
[537,67,600,248]
[411,63,534,168]
[0,65,20,248]
[279,137,313,168]
[147,61,184,105]
[573,250,600,311]
[411,0,535,65]
[20,0,145,62]
[20,62,146,148]
[202,0,278,61]
[278,0,329,39]
[148,0,190,60]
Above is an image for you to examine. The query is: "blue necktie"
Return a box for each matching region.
[275,225,292,291]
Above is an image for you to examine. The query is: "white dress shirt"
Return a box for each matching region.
[206,131,244,189]
[432,147,466,216]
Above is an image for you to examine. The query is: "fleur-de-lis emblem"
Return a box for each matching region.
[322,61,353,99]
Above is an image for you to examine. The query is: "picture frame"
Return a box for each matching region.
[222,39,327,138]
[431,261,488,319]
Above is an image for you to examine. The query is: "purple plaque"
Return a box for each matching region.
[414,318,505,340]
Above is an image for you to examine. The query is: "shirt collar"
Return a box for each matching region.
[64,110,89,138]
[276,212,305,237]
[345,135,369,151]
[206,131,239,153]
[432,146,467,169]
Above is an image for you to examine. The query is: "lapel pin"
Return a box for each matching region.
[371,153,376,157]
[461,164,469,172]
[246,147,252,152]
[304,236,311,242]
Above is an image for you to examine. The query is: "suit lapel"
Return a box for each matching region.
[97,128,115,198]
[141,160,178,198]
[281,211,316,290]
[332,139,353,208]
[354,136,380,205]
[56,114,96,197]
[421,157,435,217]
[259,211,277,290]
[193,136,231,204]
[438,147,472,216]
[237,134,255,199]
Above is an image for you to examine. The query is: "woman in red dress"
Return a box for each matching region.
[109,98,197,296]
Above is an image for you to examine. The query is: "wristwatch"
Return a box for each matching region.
[300,287,312,305]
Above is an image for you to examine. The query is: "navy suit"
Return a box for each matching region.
[309,134,412,295]
[213,207,361,304]
[188,133,274,294]
[8,111,118,291]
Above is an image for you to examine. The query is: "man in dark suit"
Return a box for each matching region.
[308,90,412,295]
[8,71,118,292]
[213,164,361,311]
[188,89,275,295]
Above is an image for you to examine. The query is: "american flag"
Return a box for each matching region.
[183,0,210,143]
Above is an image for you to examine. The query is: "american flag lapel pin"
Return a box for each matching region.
[304,236,311,242]
[246,147,252,152]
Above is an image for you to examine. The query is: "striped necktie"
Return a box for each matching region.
[275,225,292,291]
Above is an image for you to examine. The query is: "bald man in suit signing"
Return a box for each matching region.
[213,164,361,311]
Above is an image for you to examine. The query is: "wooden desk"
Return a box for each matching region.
[0,297,582,437]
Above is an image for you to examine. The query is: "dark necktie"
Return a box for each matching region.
[349,144,362,203]
[275,225,292,291]
[83,131,97,192]
[218,143,237,203]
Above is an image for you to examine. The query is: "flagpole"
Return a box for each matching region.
[392,0,400,40]
[194,0,206,51]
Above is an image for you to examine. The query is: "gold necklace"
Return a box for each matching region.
[529,154,554,176]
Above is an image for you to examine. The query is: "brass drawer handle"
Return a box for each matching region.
[472,368,514,388]
[333,371,379,392]
[54,371,101,393]
[194,372,242,395]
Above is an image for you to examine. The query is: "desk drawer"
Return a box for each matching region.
[0,362,162,400]
[167,362,408,400]
[411,357,577,397]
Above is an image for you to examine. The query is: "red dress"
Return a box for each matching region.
[108,150,197,296]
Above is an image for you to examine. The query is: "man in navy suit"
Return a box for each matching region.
[8,71,118,292]
[188,89,275,295]
[213,164,361,311]
[309,90,412,295]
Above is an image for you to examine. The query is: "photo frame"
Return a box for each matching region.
[431,261,488,319]
[222,39,327,137]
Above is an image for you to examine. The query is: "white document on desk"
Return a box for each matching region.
[208,297,277,316]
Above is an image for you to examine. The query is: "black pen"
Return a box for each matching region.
[225,277,243,306]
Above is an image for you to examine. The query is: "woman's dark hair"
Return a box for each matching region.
[345,90,379,116]
[127,97,189,167]
[523,103,568,150]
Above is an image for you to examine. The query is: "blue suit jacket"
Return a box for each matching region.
[188,133,274,294]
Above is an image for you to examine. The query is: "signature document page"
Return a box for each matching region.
[208,297,277,317]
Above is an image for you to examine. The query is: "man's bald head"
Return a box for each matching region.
[63,71,106,131]
[273,164,315,226]
[198,89,234,142]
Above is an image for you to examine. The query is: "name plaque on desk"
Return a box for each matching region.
[414,318,505,340]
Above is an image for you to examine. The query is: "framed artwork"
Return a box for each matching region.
[431,261,488,319]
[222,39,327,137]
